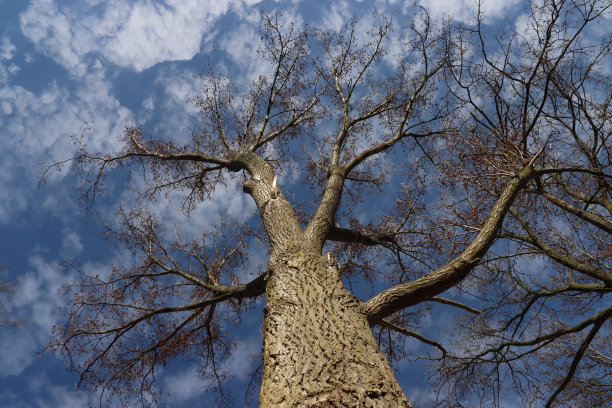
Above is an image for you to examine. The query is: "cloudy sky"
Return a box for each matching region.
[0,0,544,407]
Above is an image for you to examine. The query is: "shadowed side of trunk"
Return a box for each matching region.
[260,246,411,407]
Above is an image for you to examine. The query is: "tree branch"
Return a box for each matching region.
[506,209,612,286]
[544,310,608,408]
[325,226,395,246]
[364,165,535,325]
[428,297,481,315]
[379,319,446,359]
[537,189,612,234]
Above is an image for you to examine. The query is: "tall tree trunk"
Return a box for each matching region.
[260,245,412,407]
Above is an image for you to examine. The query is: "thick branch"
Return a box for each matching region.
[219,271,267,299]
[229,151,302,254]
[364,165,535,325]
[304,166,346,252]
[557,179,612,213]
[305,37,447,253]
[127,129,231,167]
[539,189,612,234]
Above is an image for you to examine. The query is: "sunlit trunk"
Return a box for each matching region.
[259,246,412,407]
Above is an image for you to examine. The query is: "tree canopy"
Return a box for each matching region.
[50,1,611,406]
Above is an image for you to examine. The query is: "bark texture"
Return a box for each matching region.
[231,151,411,406]
[260,246,411,407]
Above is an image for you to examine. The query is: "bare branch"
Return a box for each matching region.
[379,319,447,358]
[364,165,536,324]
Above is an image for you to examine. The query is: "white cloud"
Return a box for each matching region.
[101,0,230,72]
[225,336,260,381]
[19,374,92,408]
[149,65,201,139]
[60,230,83,258]
[417,0,523,24]
[125,177,256,243]
[513,11,538,46]
[142,96,154,110]
[37,384,90,408]
[14,256,67,333]
[321,1,351,32]
[218,7,307,83]
[219,23,269,82]
[163,365,206,402]
[19,0,257,75]
[0,36,16,60]
[232,0,263,23]
[19,0,89,76]
[160,68,200,110]
[0,329,37,377]
[0,67,131,223]
[0,59,19,86]
[0,255,74,378]
[162,336,260,403]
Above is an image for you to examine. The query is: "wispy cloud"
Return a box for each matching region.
[418,0,523,24]
[0,36,16,60]
[321,0,351,32]
[0,329,37,377]
[219,23,271,83]
[163,365,207,403]
[225,336,261,381]
[19,0,257,75]
[0,67,131,223]
[0,255,69,377]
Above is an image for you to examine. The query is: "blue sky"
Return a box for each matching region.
[0,0,579,407]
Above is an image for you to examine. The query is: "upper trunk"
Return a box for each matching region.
[259,245,412,407]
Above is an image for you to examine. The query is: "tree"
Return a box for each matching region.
[428,2,612,406]
[49,1,610,406]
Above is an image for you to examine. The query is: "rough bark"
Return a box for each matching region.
[260,245,411,407]
[229,150,410,406]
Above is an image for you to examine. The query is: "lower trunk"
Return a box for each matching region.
[260,246,412,407]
